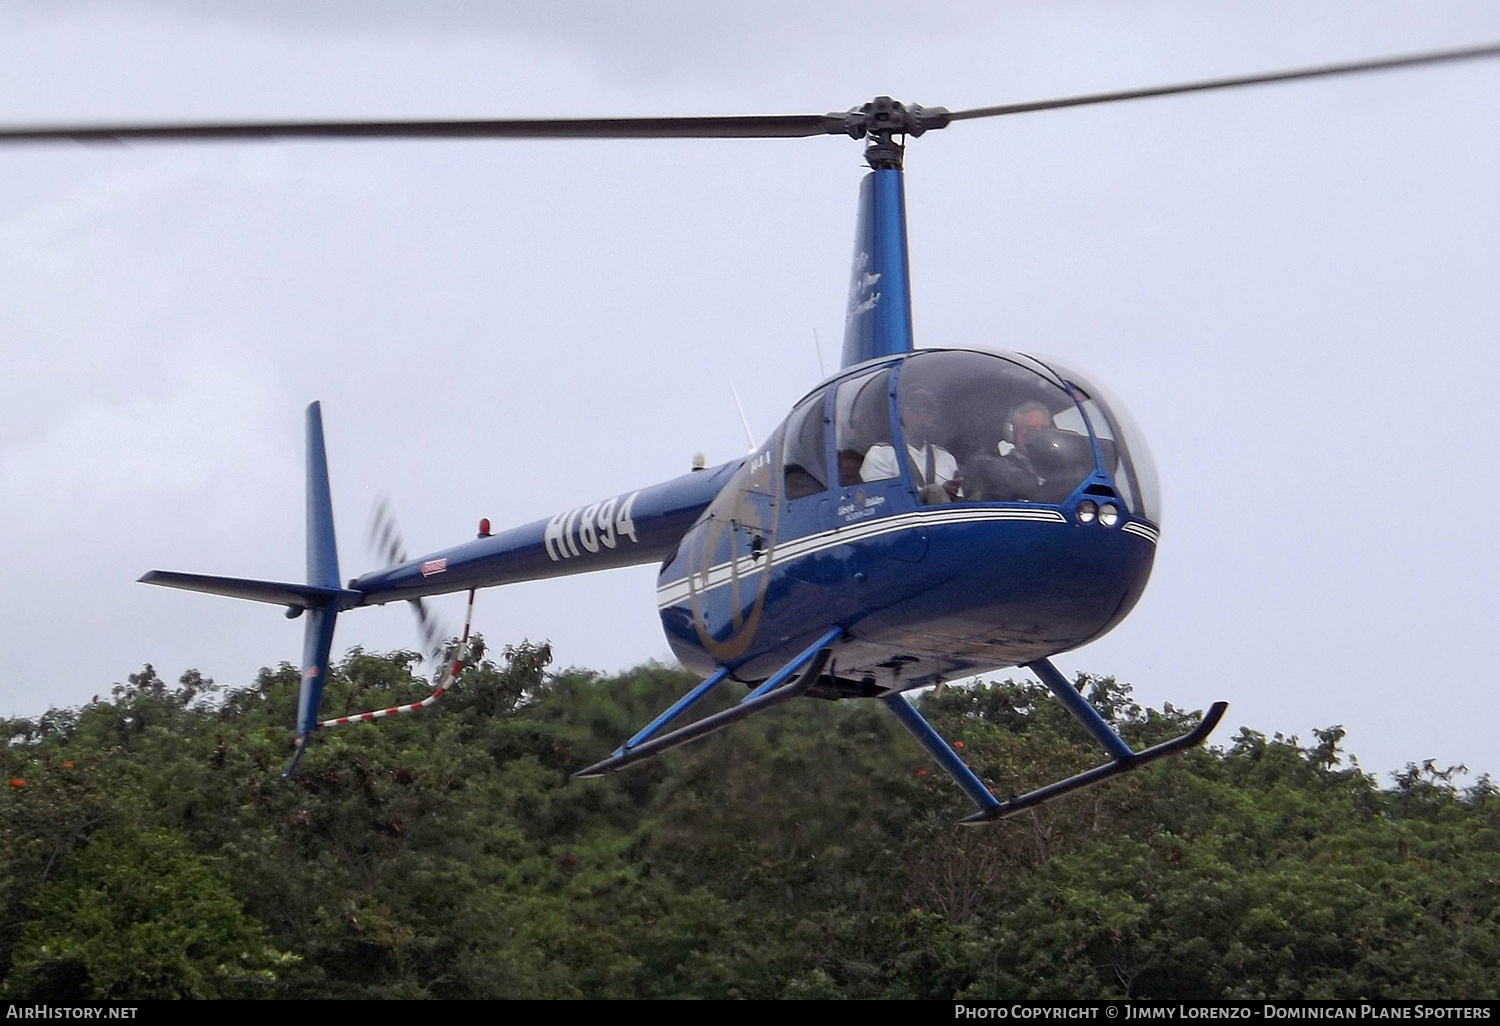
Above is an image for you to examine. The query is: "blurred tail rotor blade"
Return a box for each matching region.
[368,496,408,566]
[367,497,450,667]
[409,596,446,667]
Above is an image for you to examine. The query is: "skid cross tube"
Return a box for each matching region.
[741,627,842,701]
[882,693,1001,814]
[574,628,842,778]
[1027,658,1137,762]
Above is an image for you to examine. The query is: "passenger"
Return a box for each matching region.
[860,384,962,503]
[836,447,866,487]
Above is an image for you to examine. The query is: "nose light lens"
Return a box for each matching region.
[1076,500,1097,524]
[1099,503,1120,527]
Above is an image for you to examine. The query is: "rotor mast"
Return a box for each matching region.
[836,97,948,369]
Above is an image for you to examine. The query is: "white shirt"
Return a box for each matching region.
[859,443,958,487]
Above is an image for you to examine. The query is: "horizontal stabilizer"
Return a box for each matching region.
[139,570,361,610]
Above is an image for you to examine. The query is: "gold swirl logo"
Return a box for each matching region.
[687,440,782,662]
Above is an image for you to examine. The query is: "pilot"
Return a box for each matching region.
[1005,401,1053,460]
[964,400,1051,502]
[859,383,962,503]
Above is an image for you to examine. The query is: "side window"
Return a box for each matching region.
[782,390,829,501]
[834,368,896,486]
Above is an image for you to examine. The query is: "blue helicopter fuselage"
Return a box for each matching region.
[654,345,1160,694]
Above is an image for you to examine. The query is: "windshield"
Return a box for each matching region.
[890,350,1098,505]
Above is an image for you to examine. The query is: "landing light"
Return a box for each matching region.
[1099,503,1120,527]
[1076,500,1097,524]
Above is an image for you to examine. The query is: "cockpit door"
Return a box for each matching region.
[830,366,925,561]
[780,388,834,536]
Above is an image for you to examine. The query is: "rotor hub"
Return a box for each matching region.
[832,96,952,170]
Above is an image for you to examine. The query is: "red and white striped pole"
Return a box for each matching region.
[316,586,477,731]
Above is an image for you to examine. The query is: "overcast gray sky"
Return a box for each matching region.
[3,0,1499,782]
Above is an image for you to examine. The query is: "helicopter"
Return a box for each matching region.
[5,40,1498,822]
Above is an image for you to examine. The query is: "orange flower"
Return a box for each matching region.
[62,761,73,768]
[9,780,24,788]
[952,741,964,749]
[915,768,928,778]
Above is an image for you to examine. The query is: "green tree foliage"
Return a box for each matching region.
[5,828,292,999]
[0,649,1495,998]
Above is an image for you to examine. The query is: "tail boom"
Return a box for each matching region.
[349,461,737,606]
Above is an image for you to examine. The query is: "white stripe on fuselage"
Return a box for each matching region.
[654,505,1071,609]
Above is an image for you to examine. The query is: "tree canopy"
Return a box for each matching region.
[0,643,1494,999]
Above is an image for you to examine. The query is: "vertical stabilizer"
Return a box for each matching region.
[305,401,340,590]
[292,402,342,761]
[841,167,914,368]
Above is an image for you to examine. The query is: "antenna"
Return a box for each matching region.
[728,379,756,453]
[812,328,827,379]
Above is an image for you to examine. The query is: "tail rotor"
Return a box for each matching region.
[367,497,450,669]
[289,496,483,736]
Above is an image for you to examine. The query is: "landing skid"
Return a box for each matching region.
[901,657,1226,825]
[958,696,1227,824]
[575,640,1224,826]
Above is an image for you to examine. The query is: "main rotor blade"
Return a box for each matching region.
[948,41,1500,121]
[0,112,844,145]
[5,40,1498,148]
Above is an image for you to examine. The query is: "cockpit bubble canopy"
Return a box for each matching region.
[716,347,1157,522]
[832,349,1157,521]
